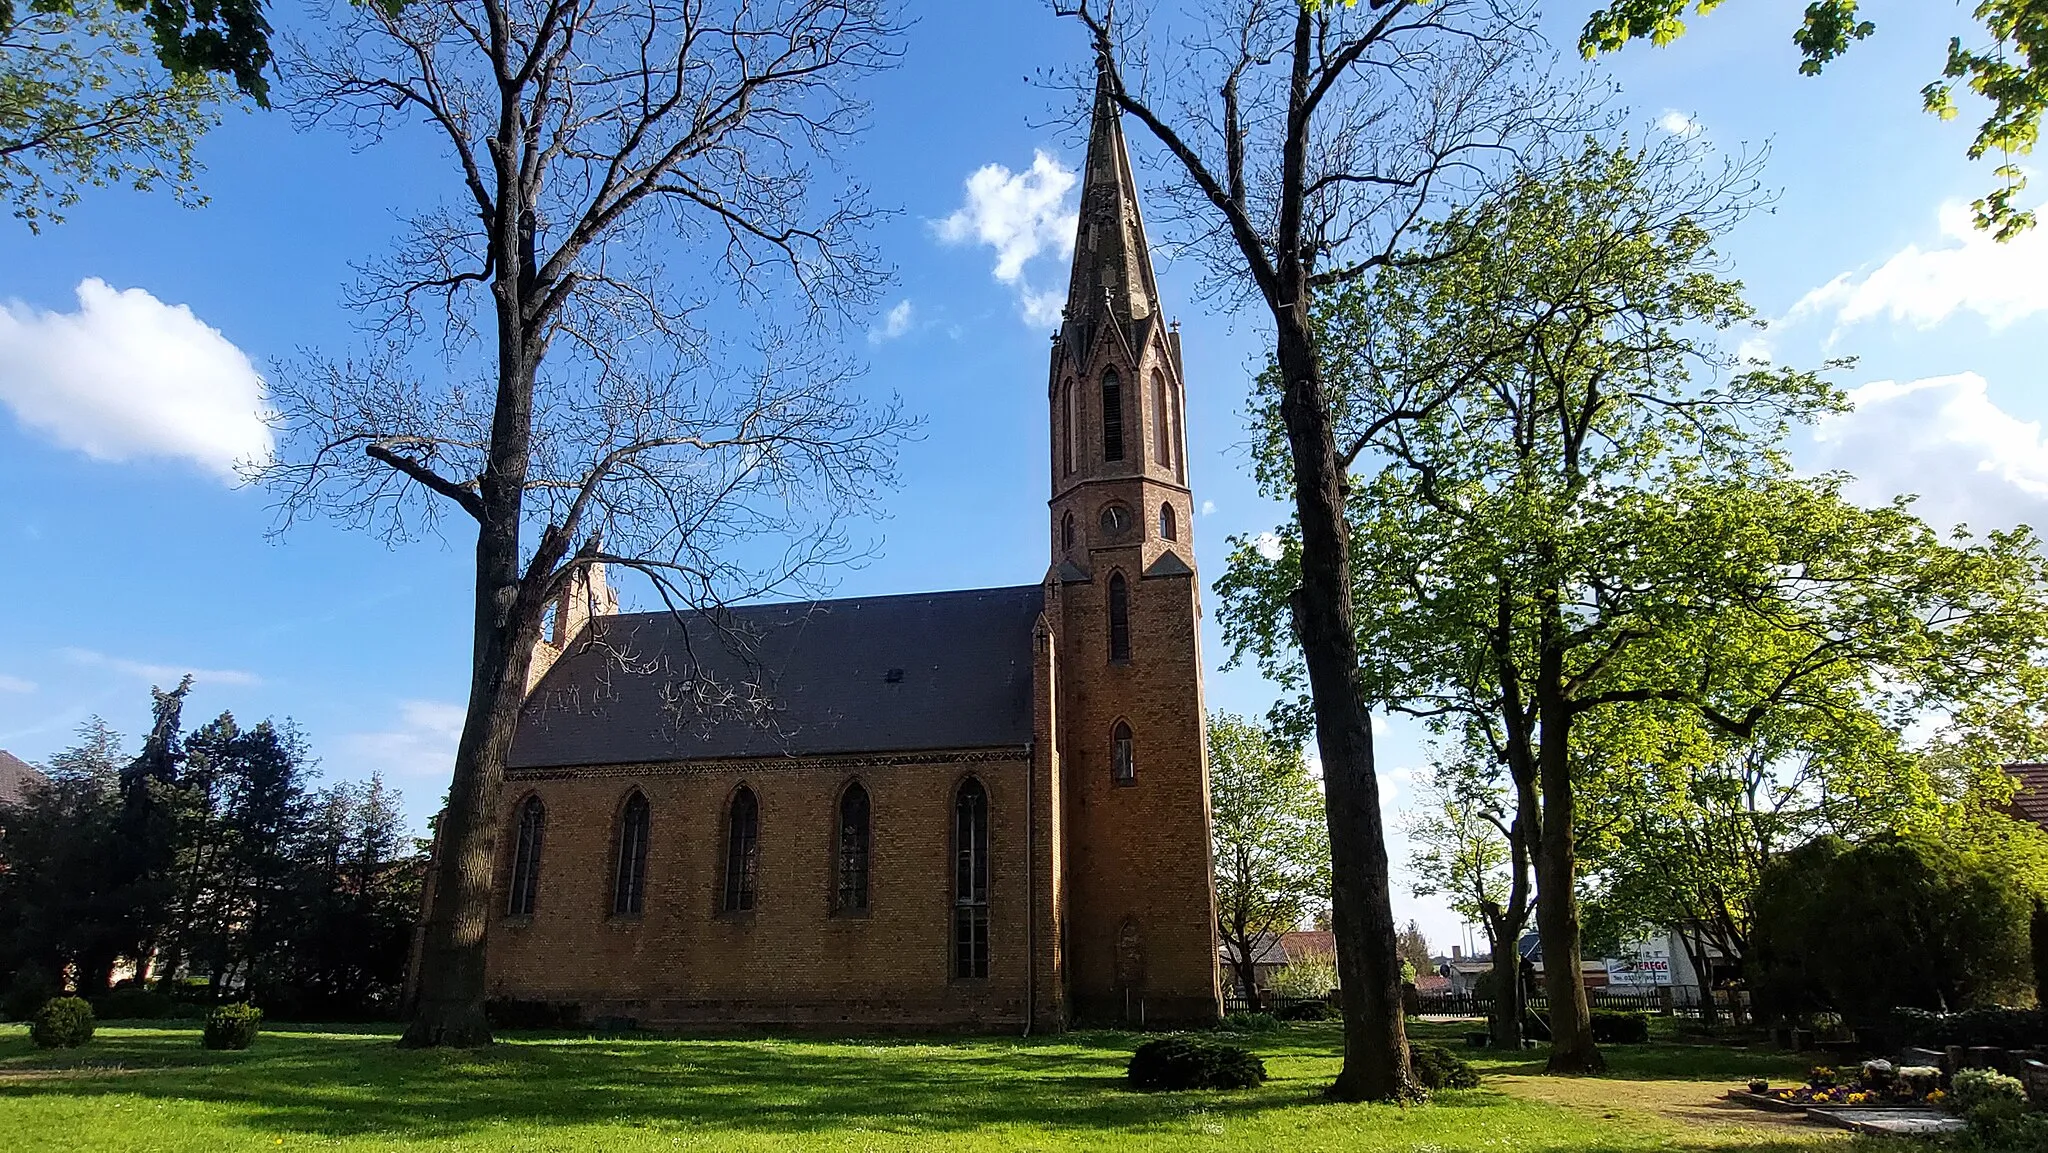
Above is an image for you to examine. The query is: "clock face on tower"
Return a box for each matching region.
[1099,503,1133,537]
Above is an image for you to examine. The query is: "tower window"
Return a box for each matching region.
[1112,722,1136,785]
[1101,370,1124,462]
[722,785,759,913]
[1152,373,1169,466]
[1061,381,1076,476]
[1062,512,1076,552]
[1108,572,1131,662]
[953,777,990,979]
[836,781,870,914]
[507,795,545,917]
[1160,502,1177,541]
[612,791,650,916]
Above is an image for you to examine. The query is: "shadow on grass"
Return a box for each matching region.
[0,1021,1881,1151]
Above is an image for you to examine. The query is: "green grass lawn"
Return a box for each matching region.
[0,1017,1887,1152]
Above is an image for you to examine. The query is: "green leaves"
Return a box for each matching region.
[1581,0,2044,239]
[1209,713,1332,968]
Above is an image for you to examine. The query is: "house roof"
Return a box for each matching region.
[0,750,46,807]
[1220,937,1290,967]
[2008,762,2048,831]
[1279,931,1336,962]
[509,585,1045,769]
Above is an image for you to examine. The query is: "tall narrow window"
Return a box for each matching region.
[507,795,545,916]
[1062,382,1076,476]
[1152,373,1169,465]
[1108,572,1131,661]
[1112,722,1136,785]
[722,785,759,913]
[953,778,989,978]
[1062,512,1076,552]
[1170,381,1186,483]
[836,782,870,913]
[1159,502,1177,541]
[612,791,650,915]
[1101,371,1124,462]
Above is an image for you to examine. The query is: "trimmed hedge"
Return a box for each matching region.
[95,985,177,1020]
[1127,1036,1267,1091]
[1590,1009,1651,1044]
[484,997,580,1030]
[30,996,95,1048]
[1278,999,1334,1022]
[1219,1011,1281,1034]
[1893,1007,2046,1050]
[203,1003,263,1050]
[1409,1041,1480,1090]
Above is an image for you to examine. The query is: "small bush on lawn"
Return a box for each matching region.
[1950,1068,2027,1116]
[1278,999,1333,1021]
[1590,1009,1651,1044]
[1219,1011,1281,1033]
[1409,1041,1480,1090]
[3,966,56,1022]
[1963,1099,2048,1152]
[95,984,175,1020]
[203,1003,263,1050]
[30,997,95,1048]
[1128,1036,1267,1091]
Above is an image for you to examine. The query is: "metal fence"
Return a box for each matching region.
[1411,988,1747,1020]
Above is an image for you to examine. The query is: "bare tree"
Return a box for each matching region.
[261,0,906,1047]
[1055,0,1569,1099]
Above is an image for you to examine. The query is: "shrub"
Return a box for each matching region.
[1127,1036,1267,1091]
[202,1003,263,1051]
[1408,1041,1479,1090]
[29,997,95,1048]
[1270,950,1338,999]
[95,985,175,1020]
[1950,1068,2027,1116]
[1893,1007,2047,1050]
[1277,999,1334,1021]
[3,967,56,1022]
[1966,1101,2048,1152]
[1589,1009,1651,1044]
[1219,1011,1281,1034]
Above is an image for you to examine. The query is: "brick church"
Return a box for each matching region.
[484,76,1220,1031]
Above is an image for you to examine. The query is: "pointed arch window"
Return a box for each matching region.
[836,782,870,913]
[1159,502,1177,541]
[1061,381,1077,476]
[1112,721,1137,785]
[1152,373,1170,466]
[1108,572,1131,662]
[612,791,650,916]
[1101,370,1124,462]
[507,795,545,917]
[1170,381,1186,483]
[722,786,759,913]
[953,778,990,979]
[1062,512,1076,552]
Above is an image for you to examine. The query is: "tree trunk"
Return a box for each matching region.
[1682,931,1718,1027]
[1481,912,1524,1049]
[1275,312,1417,1102]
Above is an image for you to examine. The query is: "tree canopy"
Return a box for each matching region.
[1209,713,1331,1007]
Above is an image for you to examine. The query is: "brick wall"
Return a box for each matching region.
[486,749,1036,1030]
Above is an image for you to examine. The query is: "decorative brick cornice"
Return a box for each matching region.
[504,746,1030,783]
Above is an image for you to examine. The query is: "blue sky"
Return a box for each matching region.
[3,2,2046,949]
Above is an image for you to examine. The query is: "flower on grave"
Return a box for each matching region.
[1807,1065,1839,1089]
[1925,1089,1947,1105]
[1747,1079,1770,1094]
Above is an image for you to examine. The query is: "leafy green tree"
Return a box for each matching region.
[1210,713,1331,1010]
[1396,920,1434,977]
[0,720,127,990]
[1218,140,2048,1071]
[1581,1,2046,238]
[1404,742,1532,1046]
[1751,831,2037,1019]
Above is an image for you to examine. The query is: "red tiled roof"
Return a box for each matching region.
[1279,930,1336,962]
[2008,763,2048,832]
[0,750,47,807]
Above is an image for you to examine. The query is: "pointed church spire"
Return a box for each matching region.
[1063,60,1163,332]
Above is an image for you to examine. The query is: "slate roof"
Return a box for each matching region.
[0,750,47,807]
[509,585,1045,770]
[2008,762,2048,832]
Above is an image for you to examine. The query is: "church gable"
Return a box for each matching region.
[512,585,1045,769]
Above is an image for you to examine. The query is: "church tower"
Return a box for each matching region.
[1044,66,1220,1025]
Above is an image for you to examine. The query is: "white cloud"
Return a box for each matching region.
[336,700,465,789]
[0,674,34,693]
[933,151,1078,326]
[1252,531,1285,561]
[59,646,261,687]
[867,299,914,344]
[1200,500,1216,517]
[1786,202,2048,338]
[0,280,270,480]
[1811,373,2048,531]
[1657,110,1701,138]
